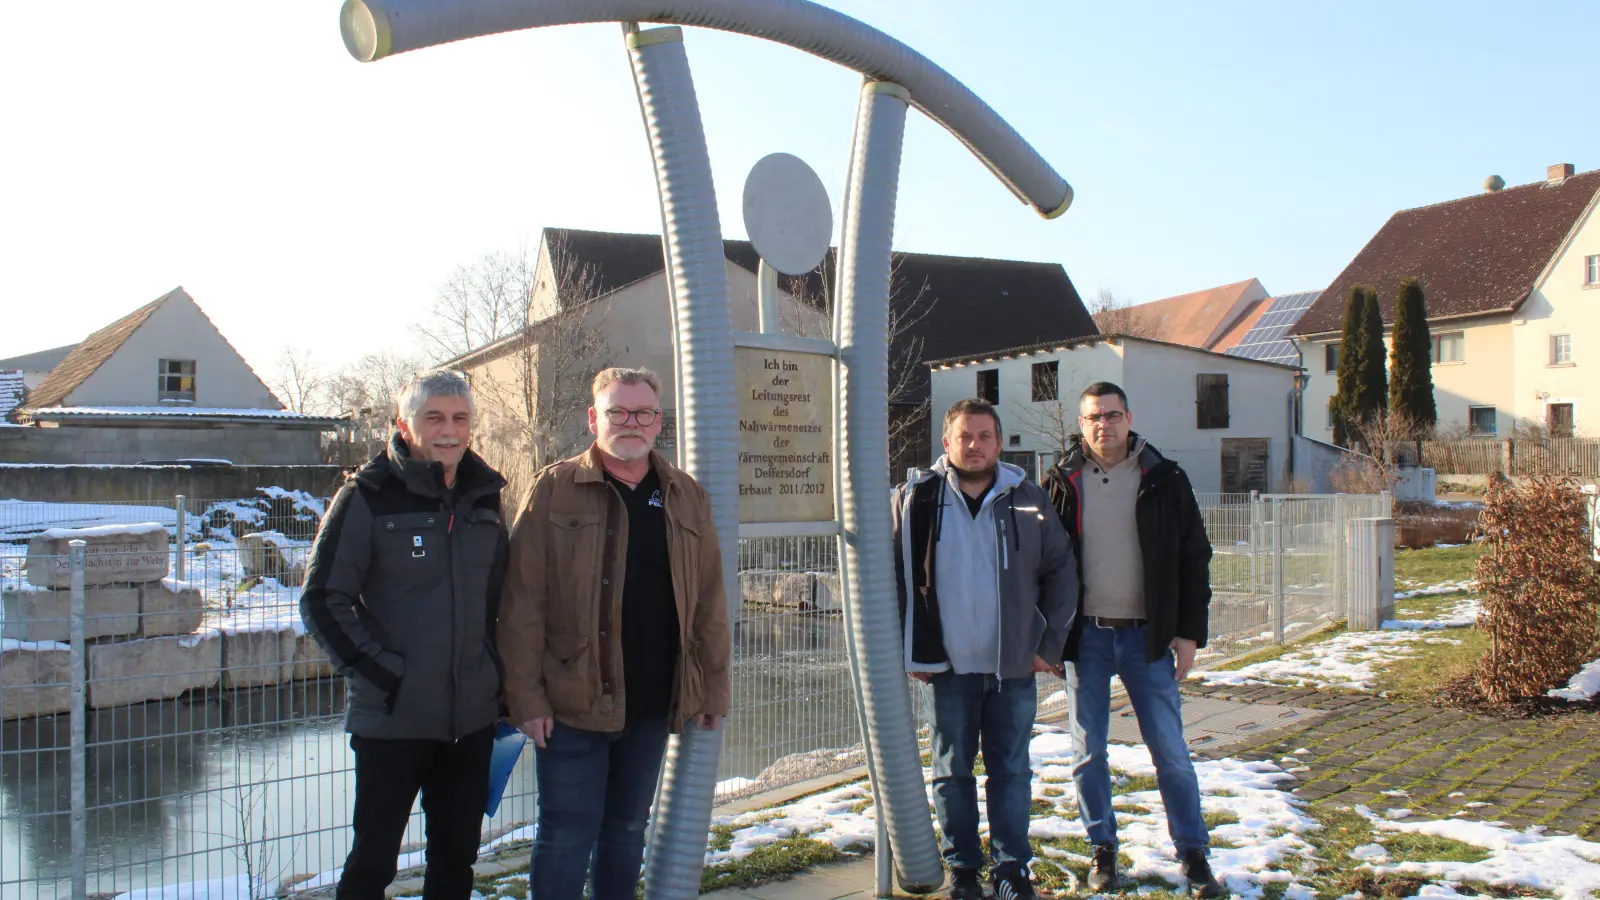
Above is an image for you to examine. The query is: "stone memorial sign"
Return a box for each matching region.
[736,347,834,523]
[26,524,170,588]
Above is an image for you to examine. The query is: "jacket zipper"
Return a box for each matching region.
[445,499,458,740]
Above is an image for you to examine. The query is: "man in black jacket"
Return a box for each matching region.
[300,369,508,900]
[1041,382,1222,899]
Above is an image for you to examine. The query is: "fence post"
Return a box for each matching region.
[1333,494,1348,622]
[69,540,88,900]
[1249,490,1261,595]
[1380,489,1392,516]
[1272,498,1286,644]
[174,494,186,583]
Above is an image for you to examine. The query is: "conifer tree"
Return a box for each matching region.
[1329,285,1366,446]
[1388,277,1436,434]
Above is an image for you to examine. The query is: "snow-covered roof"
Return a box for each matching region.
[26,406,344,426]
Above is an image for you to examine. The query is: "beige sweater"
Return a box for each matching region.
[1080,440,1146,620]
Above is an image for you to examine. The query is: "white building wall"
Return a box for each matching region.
[1514,197,1600,434]
[67,294,281,409]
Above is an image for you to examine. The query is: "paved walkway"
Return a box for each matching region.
[701,683,1600,898]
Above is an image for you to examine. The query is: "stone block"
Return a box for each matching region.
[26,525,169,588]
[1,587,141,642]
[291,632,336,680]
[237,533,301,586]
[139,580,205,637]
[88,633,220,709]
[220,629,294,688]
[770,573,815,609]
[0,643,72,719]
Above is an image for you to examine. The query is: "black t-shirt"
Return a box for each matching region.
[606,467,680,723]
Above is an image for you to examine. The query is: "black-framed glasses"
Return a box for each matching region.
[1080,411,1126,424]
[605,407,661,427]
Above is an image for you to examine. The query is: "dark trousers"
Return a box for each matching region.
[929,672,1038,872]
[530,716,671,900]
[337,725,495,900]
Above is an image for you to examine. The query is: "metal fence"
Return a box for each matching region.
[1,489,1387,898]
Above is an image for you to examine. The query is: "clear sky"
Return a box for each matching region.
[3,1,1596,378]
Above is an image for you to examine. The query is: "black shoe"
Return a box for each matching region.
[947,867,985,900]
[1087,844,1121,892]
[1181,848,1225,898]
[990,863,1037,900]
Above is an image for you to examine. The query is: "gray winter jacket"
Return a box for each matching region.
[892,458,1078,680]
[300,436,508,741]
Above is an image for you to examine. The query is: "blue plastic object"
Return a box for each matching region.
[486,720,527,817]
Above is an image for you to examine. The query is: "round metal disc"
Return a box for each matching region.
[742,153,833,276]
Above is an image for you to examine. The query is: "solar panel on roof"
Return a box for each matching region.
[1225,290,1321,366]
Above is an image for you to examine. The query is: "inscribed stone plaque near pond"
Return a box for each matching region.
[736,347,834,523]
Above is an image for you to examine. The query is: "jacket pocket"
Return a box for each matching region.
[542,632,594,714]
[548,513,602,633]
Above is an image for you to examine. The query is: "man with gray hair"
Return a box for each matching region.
[301,368,509,900]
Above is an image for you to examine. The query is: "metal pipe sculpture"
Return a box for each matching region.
[337,1,1072,893]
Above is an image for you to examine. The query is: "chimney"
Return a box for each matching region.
[1548,162,1575,184]
[1483,175,1505,193]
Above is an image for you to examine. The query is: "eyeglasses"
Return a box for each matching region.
[604,407,661,427]
[1080,411,1126,424]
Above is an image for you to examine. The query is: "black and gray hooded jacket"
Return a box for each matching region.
[892,457,1078,680]
[300,435,508,741]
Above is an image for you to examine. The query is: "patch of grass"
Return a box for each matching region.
[1030,798,1055,816]
[1211,625,1347,672]
[1372,627,1489,701]
[1396,590,1476,620]
[1384,831,1491,864]
[845,799,872,815]
[708,825,735,852]
[1116,803,1154,816]
[1112,775,1159,795]
[1203,810,1241,829]
[1395,544,1483,587]
[699,836,847,891]
[1041,786,1066,798]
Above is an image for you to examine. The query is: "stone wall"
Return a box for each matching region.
[0,462,344,502]
[0,424,326,465]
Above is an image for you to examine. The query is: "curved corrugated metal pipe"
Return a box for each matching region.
[834,79,945,892]
[338,0,1072,218]
[622,26,740,898]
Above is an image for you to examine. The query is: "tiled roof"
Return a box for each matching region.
[24,407,343,427]
[926,332,1300,372]
[1120,278,1270,350]
[1295,168,1600,336]
[541,228,1096,403]
[0,371,25,422]
[25,291,173,409]
[1211,294,1273,354]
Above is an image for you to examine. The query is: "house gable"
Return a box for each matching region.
[63,289,281,410]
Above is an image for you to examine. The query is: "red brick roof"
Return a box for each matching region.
[1120,278,1269,350]
[1295,168,1600,336]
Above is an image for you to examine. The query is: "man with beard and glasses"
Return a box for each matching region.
[892,398,1077,899]
[498,367,731,899]
[300,369,508,900]
[1041,382,1222,898]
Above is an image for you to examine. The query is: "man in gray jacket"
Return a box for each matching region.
[300,369,508,900]
[893,398,1078,900]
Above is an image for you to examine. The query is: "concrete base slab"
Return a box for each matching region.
[291,633,335,680]
[2,587,141,642]
[89,633,220,708]
[140,580,205,637]
[0,645,72,719]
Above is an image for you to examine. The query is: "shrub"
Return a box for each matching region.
[1471,472,1600,703]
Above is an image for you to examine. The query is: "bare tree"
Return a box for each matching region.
[1088,287,1157,338]
[413,250,535,364]
[1330,407,1420,493]
[269,345,325,414]
[778,260,937,467]
[463,237,610,506]
[1010,364,1080,455]
[322,349,425,466]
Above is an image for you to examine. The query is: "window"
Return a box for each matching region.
[975,368,999,404]
[1551,333,1573,366]
[1324,344,1339,373]
[1431,331,1464,364]
[158,359,196,403]
[1008,434,1021,447]
[1469,406,1497,435]
[1586,255,1600,286]
[1548,403,1575,437]
[1030,361,1059,402]
[1196,373,1229,429]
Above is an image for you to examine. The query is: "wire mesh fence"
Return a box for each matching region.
[1,489,1389,898]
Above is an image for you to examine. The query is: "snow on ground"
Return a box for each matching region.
[1197,629,1465,691]
[1385,597,1481,630]
[1357,805,1600,900]
[1395,579,1476,600]
[1550,655,1600,702]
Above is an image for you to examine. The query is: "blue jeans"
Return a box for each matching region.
[929,672,1037,872]
[530,717,670,899]
[1071,623,1208,854]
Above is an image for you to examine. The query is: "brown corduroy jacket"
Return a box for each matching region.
[498,446,731,733]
